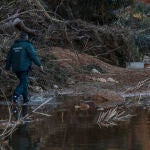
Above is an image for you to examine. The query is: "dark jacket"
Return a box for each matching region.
[5,40,41,72]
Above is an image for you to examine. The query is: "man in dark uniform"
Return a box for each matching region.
[5,32,43,104]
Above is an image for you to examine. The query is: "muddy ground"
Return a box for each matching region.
[0,46,150,103]
[0,46,150,143]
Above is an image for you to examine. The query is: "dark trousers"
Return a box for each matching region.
[13,71,29,103]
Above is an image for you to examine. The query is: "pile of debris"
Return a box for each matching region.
[0,0,150,98]
[0,0,139,66]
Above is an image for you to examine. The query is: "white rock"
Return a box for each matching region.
[34,86,43,93]
[66,78,75,85]
[97,78,107,83]
[107,77,119,83]
[92,77,106,82]
[91,68,101,74]
[91,77,96,81]
[53,84,59,89]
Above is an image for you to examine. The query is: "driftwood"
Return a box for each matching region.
[0,9,37,35]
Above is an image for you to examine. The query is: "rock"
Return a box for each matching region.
[91,89,123,106]
[107,77,119,83]
[92,77,106,82]
[85,64,105,73]
[53,84,59,89]
[66,78,75,85]
[34,86,43,93]
[91,68,101,74]
[91,77,97,81]
[147,13,150,17]
[97,78,107,82]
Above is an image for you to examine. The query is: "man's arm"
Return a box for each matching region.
[26,43,42,67]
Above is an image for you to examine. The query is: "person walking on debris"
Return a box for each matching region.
[5,32,43,104]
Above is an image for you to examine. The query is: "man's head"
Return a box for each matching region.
[20,32,29,40]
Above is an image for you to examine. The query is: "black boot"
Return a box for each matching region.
[12,95,19,103]
[22,106,28,117]
[23,97,30,104]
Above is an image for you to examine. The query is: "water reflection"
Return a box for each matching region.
[31,109,150,150]
[7,107,150,150]
[9,123,41,150]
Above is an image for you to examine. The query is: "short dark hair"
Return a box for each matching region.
[20,32,28,39]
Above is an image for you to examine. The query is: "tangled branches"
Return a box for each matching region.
[97,107,134,128]
[0,0,137,66]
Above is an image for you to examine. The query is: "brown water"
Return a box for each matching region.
[7,106,150,150]
[0,95,150,150]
